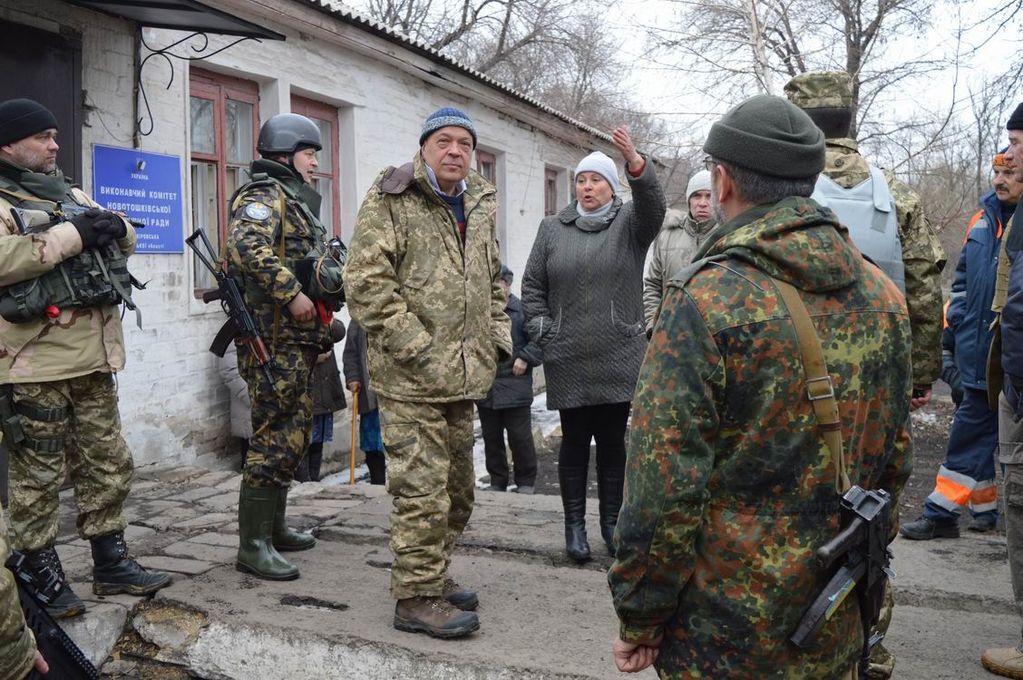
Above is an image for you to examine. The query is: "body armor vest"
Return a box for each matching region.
[812,166,906,293]
[0,177,141,324]
[230,174,346,309]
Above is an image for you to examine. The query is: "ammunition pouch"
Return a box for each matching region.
[0,244,138,323]
[0,387,24,446]
[294,245,345,310]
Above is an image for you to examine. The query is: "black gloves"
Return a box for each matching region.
[941,350,963,406]
[70,208,127,249]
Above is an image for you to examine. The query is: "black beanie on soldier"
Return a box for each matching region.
[1008,102,1023,131]
[0,99,58,146]
[703,94,825,179]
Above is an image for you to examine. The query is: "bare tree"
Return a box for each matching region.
[649,0,958,139]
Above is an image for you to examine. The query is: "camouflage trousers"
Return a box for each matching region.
[0,506,35,680]
[377,395,475,599]
[6,371,132,552]
[239,343,317,487]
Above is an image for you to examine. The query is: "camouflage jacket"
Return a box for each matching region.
[0,507,35,680]
[344,153,511,402]
[226,159,331,351]
[608,197,913,679]
[824,138,946,387]
[0,163,136,384]
[643,210,716,331]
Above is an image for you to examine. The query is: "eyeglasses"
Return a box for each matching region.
[702,156,717,172]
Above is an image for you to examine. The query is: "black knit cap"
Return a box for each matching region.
[1008,102,1023,131]
[0,99,58,146]
[703,94,825,179]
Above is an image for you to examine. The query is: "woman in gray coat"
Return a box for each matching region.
[522,126,666,563]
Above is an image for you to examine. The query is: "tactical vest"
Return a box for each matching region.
[0,177,141,325]
[229,174,345,308]
[812,166,906,293]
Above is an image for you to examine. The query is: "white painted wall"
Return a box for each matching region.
[2,0,618,467]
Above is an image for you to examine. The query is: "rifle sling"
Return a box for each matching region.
[772,278,851,495]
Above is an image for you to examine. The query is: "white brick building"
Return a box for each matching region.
[0,0,617,467]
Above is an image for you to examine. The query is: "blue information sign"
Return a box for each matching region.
[92,145,183,253]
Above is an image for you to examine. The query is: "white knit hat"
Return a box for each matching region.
[686,169,711,199]
[574,152,620,192]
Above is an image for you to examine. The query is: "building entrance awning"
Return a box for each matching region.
[64,0,285,40]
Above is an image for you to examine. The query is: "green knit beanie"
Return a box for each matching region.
[703,94,825,179]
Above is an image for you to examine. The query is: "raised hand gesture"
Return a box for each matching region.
[612,126,644,174]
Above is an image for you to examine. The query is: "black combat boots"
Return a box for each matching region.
[91,531,173,596]
[559,465,591,563]
[597,466,625,556]
[22,546,85,618]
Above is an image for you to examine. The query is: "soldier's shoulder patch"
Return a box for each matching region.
[244,202,272,221]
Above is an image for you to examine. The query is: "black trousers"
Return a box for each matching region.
[558,402,629,469]
[478,405,537,488]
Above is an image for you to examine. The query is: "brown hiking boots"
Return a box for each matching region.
[394,596,479,638]
[982,647,1023,679]
[442,577,479,611]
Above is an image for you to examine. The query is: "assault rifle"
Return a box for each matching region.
[791,486,893,678]
[6,550,100,679]
[10,205,145,235]
[186,228,277,393]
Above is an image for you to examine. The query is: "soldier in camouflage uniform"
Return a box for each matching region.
[344,107,512,639]
[0,99,171,620]
[608,94,912,679]
[784,72,945,679]
[0,506,45,680]
[227,113,342,581]
[785,72,947,405]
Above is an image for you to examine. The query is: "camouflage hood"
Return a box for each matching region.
[702,196,860,293]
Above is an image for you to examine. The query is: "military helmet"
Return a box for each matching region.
[257,113,322,156]
[783,71,854,110]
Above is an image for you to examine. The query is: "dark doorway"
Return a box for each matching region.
[0,19,82,505]
[0,18,83,181]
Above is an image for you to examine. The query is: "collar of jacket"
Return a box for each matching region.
[693,203,774,261]
[682,213,716,238]
[0,157,72,202]
[700,196,858,293]
[249,158,323,216]
[557,196,624,233]
[826,137,859,154]
[424,162,467,197]
[380,153,494,213]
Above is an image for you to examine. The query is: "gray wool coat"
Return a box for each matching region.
[521,161,666,410]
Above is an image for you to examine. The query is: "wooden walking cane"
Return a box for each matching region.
[350,385,360,485]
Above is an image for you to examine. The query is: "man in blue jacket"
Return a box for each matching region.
[981,102,1023,680]
[902,149,1022,539]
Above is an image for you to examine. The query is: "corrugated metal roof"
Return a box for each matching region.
[303,0,612,142]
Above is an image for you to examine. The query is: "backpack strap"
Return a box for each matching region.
[772,277,851,494]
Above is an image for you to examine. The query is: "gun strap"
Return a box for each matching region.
[271,189,288,353]
[772,278,851,495]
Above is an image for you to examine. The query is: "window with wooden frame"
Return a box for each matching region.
[544,167,560,216]
[290,95,340,236]
[476,150,497,186]
[188,68,259,294]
